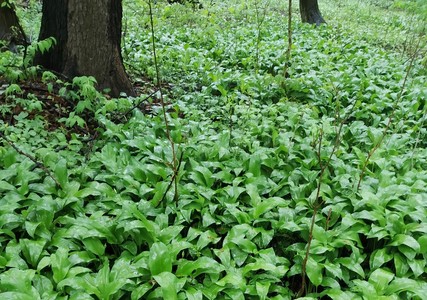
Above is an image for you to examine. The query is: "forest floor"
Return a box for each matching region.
[0,0,426,299]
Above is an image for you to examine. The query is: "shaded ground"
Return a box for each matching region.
[0,75,172,138]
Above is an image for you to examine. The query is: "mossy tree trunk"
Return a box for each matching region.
[35,0,135,97]
[299,0,326,26]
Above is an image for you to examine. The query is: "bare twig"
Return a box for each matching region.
[0,130,61,187]
[298,89,357,297]
[254,0,270,73]
[160,151,183,205]
[357,43,418,190]
[148,0,179,202]
[283,0,292,78]
[325,208,332,231]
[112,90,158,121]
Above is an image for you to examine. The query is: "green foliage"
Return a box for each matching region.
[0,0,426,299]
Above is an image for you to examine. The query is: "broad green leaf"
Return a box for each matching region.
[111,257,138,281]
[20,239,46,268]
[337,257,365,278]
[417,235,427,254]
[0,168,17,181]
[66,215,118,244]
[185,287,203,300]
[407,259,425,278]
[256,281,270,300]
[369,268,394,293]
[252,197,284,219]
[397,245,416,260]
[176,256,225,277]
[0,292,38,300]
[0,269,40,299]
[351,279,377,298]
[202,210,217,227]
[33,274,56,300]
[54,159,68,187]
[389,234,420,252]
[246,183,261,206]
[233,238,257,253]
[153,272,179,300]
[68,251,93,265]
[58,275,98,296]
[95,260,127,300]
[385,277,421,295]
[248,155,261,177]
[242,258,287,276]
[213,247,232,268]
[151,181,170,207]
[158,225,184,244]
[5,240,28,269]
[82,238,105,257]
[322,277,340,289]
[324,261,343,280]
[306,256,323,286]
[0,180,15,191]
[0,213,23,230]
[131,282,153,300]
[311,224,328,244]
[25,221,40,239]
[148,242,172,276]
[0,255,7,268]
[37,256,50,272]
[225,225,257,254]
[196,230,220,250]
[393,253,409,277]
[370,248,393,270]
[68,266,92,279]
[223,288,245,300]
[340,214,360,231]
[216,268,245,289]
[322,289,359,300]
[51,248,72,284]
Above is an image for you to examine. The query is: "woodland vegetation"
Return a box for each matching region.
[0,0,426,299]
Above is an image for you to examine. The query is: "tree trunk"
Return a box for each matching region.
[35,0,135,97]
[299,0,326,26]
[0,0,26,49]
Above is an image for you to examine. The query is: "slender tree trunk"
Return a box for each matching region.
[35,0,135,97]
[299,0,326,26]
[0,0,26,49]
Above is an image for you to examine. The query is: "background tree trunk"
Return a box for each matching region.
[35,0,135,97]
[299,0,326,26]
[0,0,26,49]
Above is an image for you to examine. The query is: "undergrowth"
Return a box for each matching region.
[0,0,426,299]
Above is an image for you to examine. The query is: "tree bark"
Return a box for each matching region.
[0,0,26,49]
[35,0,135,97]
[299,0,326,26]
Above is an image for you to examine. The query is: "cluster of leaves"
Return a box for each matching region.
[0,0,426,299]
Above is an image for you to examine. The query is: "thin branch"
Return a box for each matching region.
[112,90,158,121]
[148,0,179,202]
[283,0,292,79]
[254,0,269,73]
[0,130,61,187]
[357,44,418,190]
[160,151,183,205]
[298,90,356,297]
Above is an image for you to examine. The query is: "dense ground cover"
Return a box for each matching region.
[0,0,426,299]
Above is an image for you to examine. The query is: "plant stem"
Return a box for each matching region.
[357,43,418,191]
[298,92,356,297]
[0,130,61,187]
[284,0,292,78]
[148,0,179,202]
